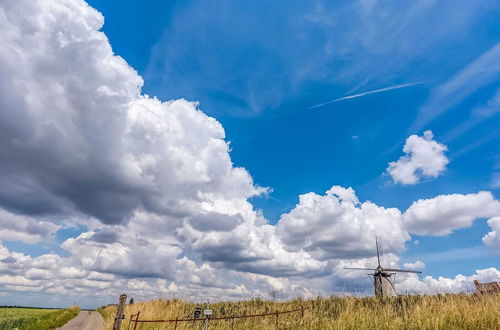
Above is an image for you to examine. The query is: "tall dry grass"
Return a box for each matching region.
[99,293,500,329]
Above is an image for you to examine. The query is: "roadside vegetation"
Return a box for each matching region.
[0,306,80,330]
[100,293,500,329]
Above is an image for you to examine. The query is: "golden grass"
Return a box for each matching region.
[99,294,500,329]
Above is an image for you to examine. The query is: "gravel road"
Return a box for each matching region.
[57,311,103,330]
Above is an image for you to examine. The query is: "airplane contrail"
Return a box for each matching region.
[309,81,430,109]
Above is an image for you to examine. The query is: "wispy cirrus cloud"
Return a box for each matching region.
[309,81,430,109]
[145,0,492,116]
[410,42,500,132]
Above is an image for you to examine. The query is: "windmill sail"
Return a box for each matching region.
[383,268,422,274]
[375,236,381,267]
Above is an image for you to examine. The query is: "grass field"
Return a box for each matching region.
[99,294,500,329]
[0,306,80,330]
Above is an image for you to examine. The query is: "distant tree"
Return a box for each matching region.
[129,297,134,304]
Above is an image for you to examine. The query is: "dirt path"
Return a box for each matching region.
[57,311,102,330]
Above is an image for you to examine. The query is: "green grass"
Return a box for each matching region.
[0,306,80,330]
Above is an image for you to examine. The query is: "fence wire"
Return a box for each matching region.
[128,306,306,330]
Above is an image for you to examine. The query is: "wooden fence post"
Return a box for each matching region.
[132,311,140,330]
[275,311,279,330]
[113,294,127,330]
[174,317,178,330]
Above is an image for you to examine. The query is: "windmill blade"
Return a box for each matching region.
[383,268,422,274]
[375,236,381,267]
[343,267,377,271]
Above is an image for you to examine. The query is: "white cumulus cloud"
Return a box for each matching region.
[0,0,265,226]
[403,260,426,269]
[277,186,409,260]
[387,130,449,185]
[398,268,500,294]
[404,191,500,236]
[483,217,500,252]
[0,0,499,308]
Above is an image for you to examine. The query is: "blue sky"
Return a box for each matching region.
[0,0,500,308]
[83,0,500,277]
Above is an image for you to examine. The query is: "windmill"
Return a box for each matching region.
[344,237,422,297]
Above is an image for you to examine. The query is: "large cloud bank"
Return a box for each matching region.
[0,0,499,307]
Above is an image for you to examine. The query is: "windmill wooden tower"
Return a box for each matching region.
[344,237,422,297]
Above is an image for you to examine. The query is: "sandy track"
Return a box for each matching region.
[57,311,102,330]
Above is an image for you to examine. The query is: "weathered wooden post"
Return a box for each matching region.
[275,310,279,330]
[132,311,140,330]
[113,294,127,330]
